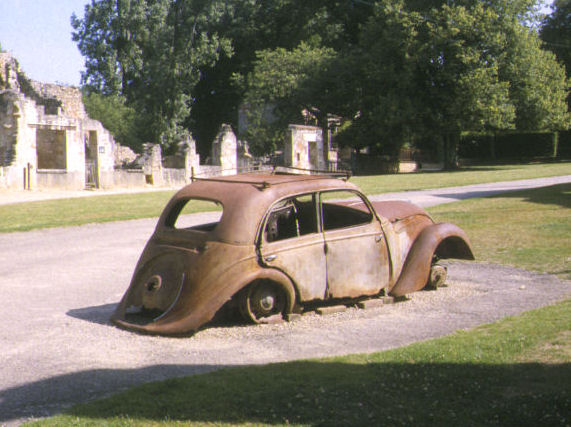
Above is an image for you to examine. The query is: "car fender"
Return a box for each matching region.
[115,262,296,336]
[389,223,474,297]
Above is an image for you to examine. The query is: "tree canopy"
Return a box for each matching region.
[72,0,569,165]
[541,0,571,106]
[72,0,233,151]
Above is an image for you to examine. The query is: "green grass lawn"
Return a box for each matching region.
[25,165,571,426]
[0,191,174,233]
[1,162,570,233]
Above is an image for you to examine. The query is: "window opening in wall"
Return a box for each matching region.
[309,141,319,169]
[36,129,66,169]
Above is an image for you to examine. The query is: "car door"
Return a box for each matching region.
[320,190,390,299]
[257,194,327,301]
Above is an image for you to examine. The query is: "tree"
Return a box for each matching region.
[239,42,337,154]
[504,24,569,131]
[413,2,518,167]
[324,0,566,167]
[332,0,423,156]
[189,0,370,155]
[72,0,369,154]
[72,0,232,151]
[83,92,147,151]
[268,1,518,164]
[541,0,571,78]
[72,0,568,164]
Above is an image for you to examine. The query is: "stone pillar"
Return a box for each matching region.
[142,143,163,185]
[211,124,237,176]
[178,134,200,179]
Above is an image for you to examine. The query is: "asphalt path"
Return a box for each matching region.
[0,176,570,425]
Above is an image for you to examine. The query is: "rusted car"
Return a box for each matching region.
[112,173,474,335]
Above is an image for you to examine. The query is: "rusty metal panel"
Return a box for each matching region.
[390,223,474,296]
[323,221,389,299]
[259,233,327,301]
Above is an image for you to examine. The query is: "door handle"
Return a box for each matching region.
[375,234,383,243]
[265,254,277,262]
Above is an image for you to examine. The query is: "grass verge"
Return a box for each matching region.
[0,191,175,233]
[30,300,570,426]
[1,162,570,233]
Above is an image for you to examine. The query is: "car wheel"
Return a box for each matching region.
[426,264,447,290]
[239,280,287,324]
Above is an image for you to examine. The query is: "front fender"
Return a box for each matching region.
[389,223,474,297]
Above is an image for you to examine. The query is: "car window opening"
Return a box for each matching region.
[321,191,373,231]
[265,195,317,242]
[168,199,223,231]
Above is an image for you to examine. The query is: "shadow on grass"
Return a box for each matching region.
[7,361,569,426]
[433,183,571,209]
[488,183,571,209]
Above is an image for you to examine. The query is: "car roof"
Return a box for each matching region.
[159,173,362,244]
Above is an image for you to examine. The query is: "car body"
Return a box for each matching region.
[112,173,474,336]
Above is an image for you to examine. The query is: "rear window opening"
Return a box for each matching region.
[166,199,223,231]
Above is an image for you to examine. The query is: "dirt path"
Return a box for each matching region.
[0,176,570,425]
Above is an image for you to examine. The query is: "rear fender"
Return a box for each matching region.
[389,223,474,297]
[115,266,296,336]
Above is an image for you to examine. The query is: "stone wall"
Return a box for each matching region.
[29,81,87,119]
[2,52,337,191]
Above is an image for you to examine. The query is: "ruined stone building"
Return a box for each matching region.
[0,52,118,190]
[1,51,336,192]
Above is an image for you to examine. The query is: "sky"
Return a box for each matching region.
[0,0,556,88]
[0,0,90,86]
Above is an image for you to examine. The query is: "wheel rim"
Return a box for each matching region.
[241,281,286,323]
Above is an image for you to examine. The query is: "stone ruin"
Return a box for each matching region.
[1,51,330,191]
[284,124,326,172]
[0,52,117,190]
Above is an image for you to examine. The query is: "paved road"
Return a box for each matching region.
[366,175,571,207]
[0,176,570,425]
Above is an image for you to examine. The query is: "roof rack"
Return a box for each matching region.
[272,165,351,180]
[189,165,351,190]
